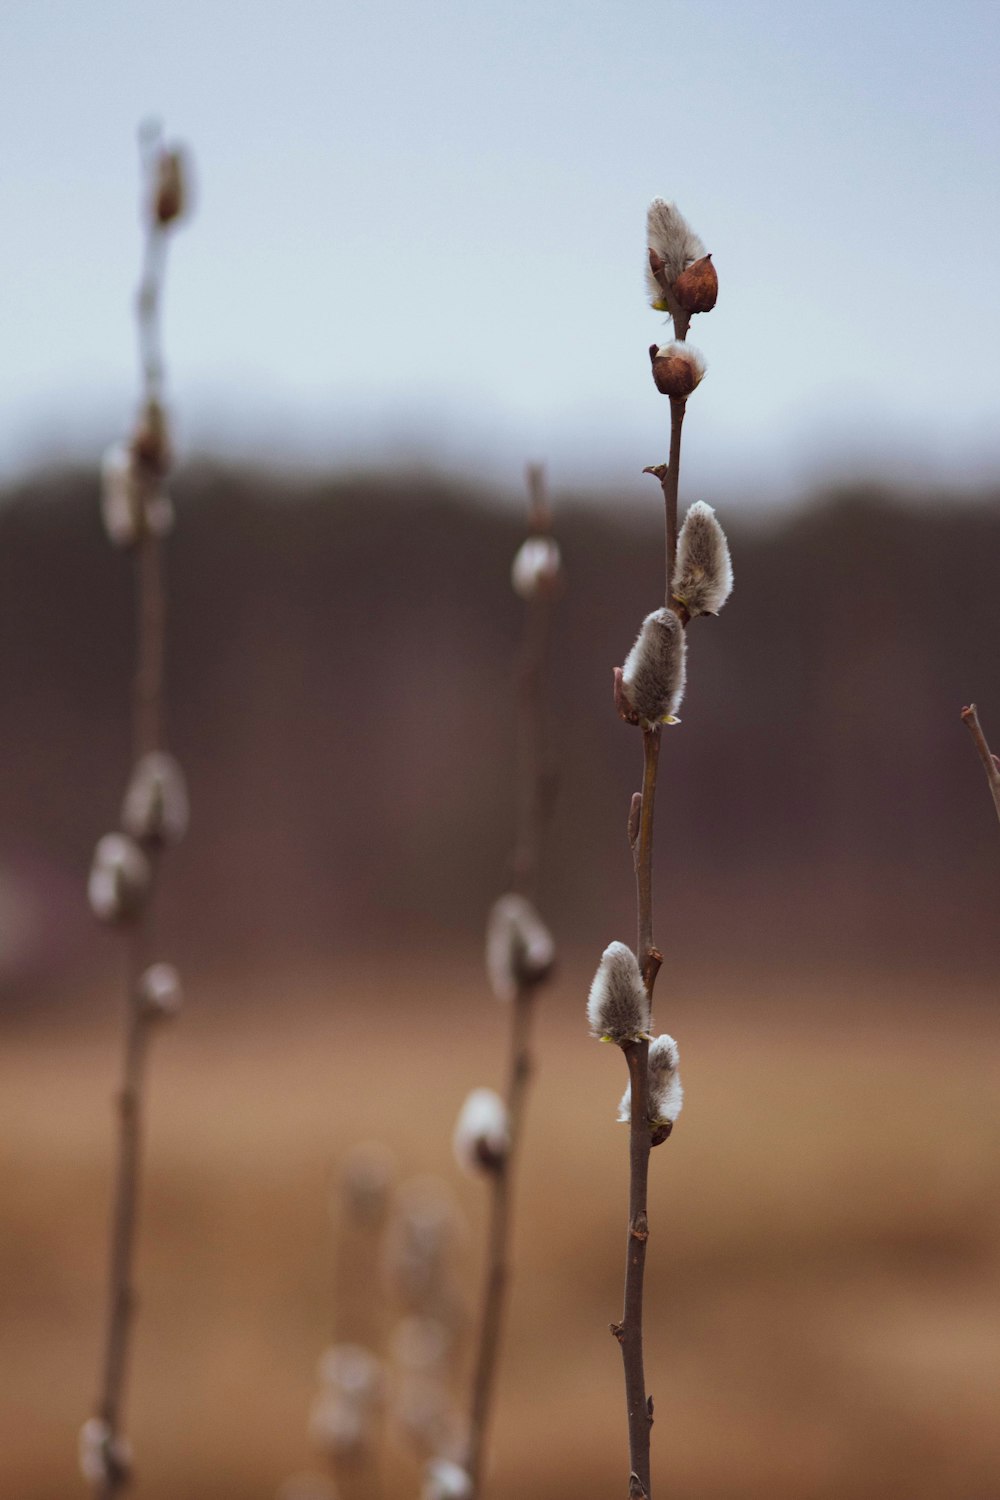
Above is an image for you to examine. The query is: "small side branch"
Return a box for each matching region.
[961,704,1000,827]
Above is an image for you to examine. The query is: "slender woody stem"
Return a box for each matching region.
[466,989,535,1493]
[91,146,174,1500]
[466,473,557,1496]
[95,931,152,1499]
[616,361,690,1500]
[961,704,1000,827]
[662,401,686,607]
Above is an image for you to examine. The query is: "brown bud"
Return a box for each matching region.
[649,342,706,398]
[154,148,187,225]
[672,254,718,314]
[130,399,171,476]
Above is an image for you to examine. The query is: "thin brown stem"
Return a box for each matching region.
[615,334,692,1500]
[94,930,152,1499]
[614,727,662,1500]
[510,596,551,900]
[90,133,178,1499]
[961,704,1000,827]
[465,988,535,1493]
[466,472,558,1496]
[662,401,686,609]
[134,530,166,759]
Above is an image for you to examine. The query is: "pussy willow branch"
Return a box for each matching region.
[961,704,1000,828]
[465,468,556,1498]
[92,176,172,1500]
[616,297,691,1499]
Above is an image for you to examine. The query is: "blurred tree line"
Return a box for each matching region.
[1,466,998,998]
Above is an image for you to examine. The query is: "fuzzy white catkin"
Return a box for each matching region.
[453,1087,509,1174]
[618,1034,684,1125]
[87,833,151,923]
[317,1344,384,1407]
[587,941,651,1043]
[309,1389,373,1460]
[122,751,189,845]
[100,442,143,548]
[78,1418,132,1486]
[100,442,175,548]
[139,962,182,1020]
[511,535,562,600]
[620,608,687,725]
[383,1176,465,1317]
[646,198,706,301]
[485,893,556,1002]
[423,1459,473,1500]
[672,501,733,617]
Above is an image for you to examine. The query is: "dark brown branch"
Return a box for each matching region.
[961,704,1000,827]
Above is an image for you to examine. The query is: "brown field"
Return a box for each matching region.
[3,955,999,1499]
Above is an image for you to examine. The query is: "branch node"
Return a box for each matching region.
[629,1212,649,1243]
[629,1473,649,1500]
[610,1321,625,1344]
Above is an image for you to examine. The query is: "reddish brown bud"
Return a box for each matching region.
[649,342,706,398]
[154,148,187,225]
[672,253,718,314]
[130,399,172,476]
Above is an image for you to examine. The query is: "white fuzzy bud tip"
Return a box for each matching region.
[100,440,174,549]
[672,501,733,617]
[511,535,563,601]
[311,1345,384,1462]
[587,941,651,1044]
[620,608,687,726]
[87,833,151,924]
[78,1418,132,1487]
[100,442,143,548]
[121,751,189,846]
[618,1033,684,1127]
[422,1459,473,1500]
[646,198,706,307]
[139,962,182,1020]
[453,1087,509,1175]
[309,1389,374,1461]
[317,1343,384,1406]
[485,893,556,1002]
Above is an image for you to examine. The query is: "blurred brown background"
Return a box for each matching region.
[2,469,999,1498]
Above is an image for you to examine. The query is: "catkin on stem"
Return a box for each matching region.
[587,942,652,1043]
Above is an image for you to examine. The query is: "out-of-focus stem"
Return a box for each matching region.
[91,141,174,1500]
[466,469,557,1498]
[465,988,534,1494]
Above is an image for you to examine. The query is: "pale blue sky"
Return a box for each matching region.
[2,0,999,502]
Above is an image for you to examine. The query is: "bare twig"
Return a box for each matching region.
[464,466,561,1498]
[88,124,188,1500]
[961,704,1000,827]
